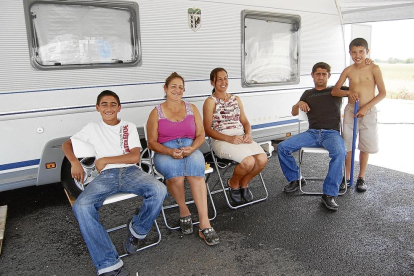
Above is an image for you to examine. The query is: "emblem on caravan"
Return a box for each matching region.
[188,8,201,31]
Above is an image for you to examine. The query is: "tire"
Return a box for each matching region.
[61,157,97,199]
[61,150,161,199]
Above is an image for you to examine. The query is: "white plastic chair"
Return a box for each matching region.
[298,110,347,195]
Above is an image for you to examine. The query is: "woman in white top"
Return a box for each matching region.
[203,68,268,204]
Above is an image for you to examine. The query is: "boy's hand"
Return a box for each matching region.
[242,133,253,143]
[298,101,310,112]
[95,158,108,173]
[227,135,243,144]
[71,161,85,183]
[355,106,369,118]
[348,91,359,102]
[365,58,374,65]
[171,148,183,159]
[181,146,194,157]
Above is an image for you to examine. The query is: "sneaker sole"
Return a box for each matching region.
[321,199,338,211]
[283,187,298,193]
[283,181,306,193]
[356,186,367,192]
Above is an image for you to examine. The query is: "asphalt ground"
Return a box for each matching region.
[1,99,414,276]
[0,147,413,276]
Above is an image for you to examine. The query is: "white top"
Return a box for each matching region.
[71,119,141,171]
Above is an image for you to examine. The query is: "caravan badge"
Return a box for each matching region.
[188,8,201,31]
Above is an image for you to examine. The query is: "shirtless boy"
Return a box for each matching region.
[332,38,386,192]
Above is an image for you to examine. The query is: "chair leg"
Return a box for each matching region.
[118,220,161,258]
[209,147,268,209]
[161,179,217,230]
[299,149,347,196]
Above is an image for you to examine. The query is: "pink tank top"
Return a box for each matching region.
[211,95,243,133]
[156,101,196,143]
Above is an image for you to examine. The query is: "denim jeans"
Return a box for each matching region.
[154,138,205,180]
[72,165,167,275]
[277,129,346,196]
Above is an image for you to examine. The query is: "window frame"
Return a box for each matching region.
[241,10,301,87]
[23,0,142,70]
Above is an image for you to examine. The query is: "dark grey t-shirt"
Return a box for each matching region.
[299,86,347,132]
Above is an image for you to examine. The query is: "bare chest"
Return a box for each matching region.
[348,69,374,86]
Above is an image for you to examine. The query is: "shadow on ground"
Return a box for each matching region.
[0,151,413,276]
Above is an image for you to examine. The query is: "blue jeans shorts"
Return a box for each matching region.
[153,138,205,180]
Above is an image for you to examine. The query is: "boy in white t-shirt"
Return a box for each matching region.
[62,90,167,276]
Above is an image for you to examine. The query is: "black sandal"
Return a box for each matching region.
[199,228,220,246]
[179,215,193,235]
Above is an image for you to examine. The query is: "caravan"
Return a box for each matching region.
[0,0,348,193]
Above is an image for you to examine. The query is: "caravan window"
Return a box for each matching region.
[24,0,141,70]
[242,11,300,87]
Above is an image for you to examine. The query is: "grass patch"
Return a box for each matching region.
[377,63,414,100]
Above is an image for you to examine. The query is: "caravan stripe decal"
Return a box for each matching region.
[0,119,299,171]
[0,159,40,171]
[251,119,298,129]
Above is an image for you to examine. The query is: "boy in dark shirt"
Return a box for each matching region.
[277,62,346,211]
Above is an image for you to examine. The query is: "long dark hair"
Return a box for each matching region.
[209,67,227,94]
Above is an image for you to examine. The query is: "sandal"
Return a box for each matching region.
[199,228,220,246]
[179,215,193,235]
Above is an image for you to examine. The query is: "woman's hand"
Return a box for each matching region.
[227,135,243,144]
[170,148,184,159]
[181,146,195,157]
[242,133,253,143]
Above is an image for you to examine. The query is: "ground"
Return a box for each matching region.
[0,99,413,276]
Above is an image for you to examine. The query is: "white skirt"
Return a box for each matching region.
[211,128,265,163]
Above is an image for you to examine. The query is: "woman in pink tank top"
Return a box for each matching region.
[146,72,219,246]
[203,68,268,205]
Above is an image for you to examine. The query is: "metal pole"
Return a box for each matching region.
[349,101,359,187]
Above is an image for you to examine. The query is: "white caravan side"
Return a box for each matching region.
[0,0,346,192]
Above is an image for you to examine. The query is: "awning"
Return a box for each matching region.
[338,0,414,24]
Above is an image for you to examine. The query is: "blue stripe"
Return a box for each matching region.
[251,119,298,129]
[0,119,300,171]
[0,159,40,171]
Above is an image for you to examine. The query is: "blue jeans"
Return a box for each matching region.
[277,129,346,196]
[72,165,167,275]
[154,138,205,180]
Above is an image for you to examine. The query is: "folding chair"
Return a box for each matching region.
[207,138,270,209]
[297,110,347,195]
[67,139,162,258]
[143,124,217,231]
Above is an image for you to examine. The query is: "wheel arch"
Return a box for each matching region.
[37,136,70,185]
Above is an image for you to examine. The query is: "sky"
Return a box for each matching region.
[368,19,414,60]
